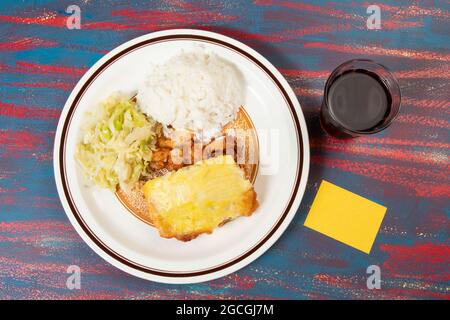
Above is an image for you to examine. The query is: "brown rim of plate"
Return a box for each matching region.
[59,34,303,278]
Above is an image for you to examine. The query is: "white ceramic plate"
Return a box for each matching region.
[54,29,310,284]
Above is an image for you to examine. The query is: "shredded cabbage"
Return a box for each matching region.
[75,96,161,191]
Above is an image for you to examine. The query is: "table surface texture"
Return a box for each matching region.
[0,0,448,299]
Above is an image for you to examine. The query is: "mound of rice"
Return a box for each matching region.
[136,50,244,140]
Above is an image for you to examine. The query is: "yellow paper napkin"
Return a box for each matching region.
[304,180,387,254]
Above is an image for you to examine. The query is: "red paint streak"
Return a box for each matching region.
[5,287,275,300]
[0,63,15,73]
[357,2,450,19]
[395,67,450,79]
[0,220,72,233]
[303,42,450,62]
[111,8,236,25]
[282,25,352,40]
[0,220,79,243]
[14,61,87,77]
[0,235,48,242]
[380,243,450,282]
[353,137,450,149]
[0,5,236,31]
[0,196,15,205]
[0,12,149,31]
[0,196,60,208]
[0,13,167,32]
[292,25,349,41]
[311,137,449,167]
[396,114,449,129]
[0,13,66,27]
[31,197,61,209]
[34,152,52,161]
[0,256,114,276]
[120,290,274,300]
[210,274,256,289]
[255,0,358,20]
[0,101,60,120]
[1,81,74,90]
[0,187,27,193]
[83,21,134,31]
[0,186,27,193]
[293,87,322,97]
[0,38,57,51]
[382,20,424,30]
[314,274,356,289]
[64,291,132,300]
[311,156,450,198]
[165,0,236,16]
[402,97,450,111]
[0,130,46,153]
[264,8,422,31]
[377,288,450,300]
[281,66,450,79]
[280,69,329,79]
[0,129,51,159]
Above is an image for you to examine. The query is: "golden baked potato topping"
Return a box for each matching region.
[143,155,258,241]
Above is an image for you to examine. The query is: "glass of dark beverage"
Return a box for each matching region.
[320,59,401,138]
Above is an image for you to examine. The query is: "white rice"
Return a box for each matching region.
[136,50,244,140]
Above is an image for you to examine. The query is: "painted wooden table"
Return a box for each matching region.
[0,0,448,300]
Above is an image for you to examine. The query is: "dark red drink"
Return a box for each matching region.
[321,60,401,138]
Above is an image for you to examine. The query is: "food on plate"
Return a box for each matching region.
[75,95,161,190]
[147,108,259,178]
[116,107,259,227]
[76,49,259,242]
[137,50,244,141]
[143,155,258,241]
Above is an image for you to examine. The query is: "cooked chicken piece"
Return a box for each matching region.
[149,161,165,170]
[149,148,170,170]
[152,148,170,162]
[149,127,254,178]
[143,155,258,241]
[157,136,174,149]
